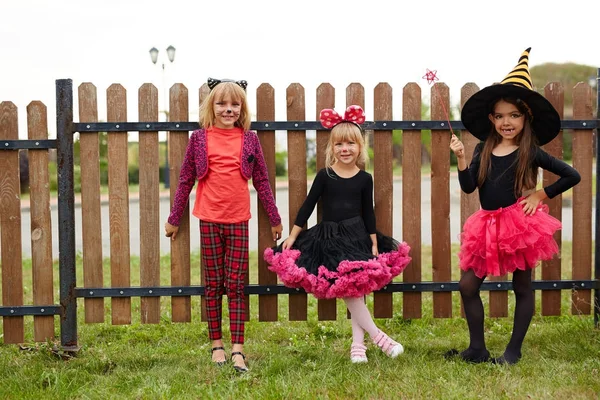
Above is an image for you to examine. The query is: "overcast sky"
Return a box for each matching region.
[1,0,598,139]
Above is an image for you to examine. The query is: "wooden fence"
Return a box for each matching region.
[0,78,598,348]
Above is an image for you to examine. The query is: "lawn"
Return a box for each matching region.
[0,243,599,399]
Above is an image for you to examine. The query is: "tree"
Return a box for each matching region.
[531,63,597,116]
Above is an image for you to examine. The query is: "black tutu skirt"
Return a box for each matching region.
[263,216,411,299]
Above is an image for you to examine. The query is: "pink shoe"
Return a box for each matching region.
[373,330,404,358]
[350,343,368,363]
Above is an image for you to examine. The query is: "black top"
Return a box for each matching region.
[294,168,377,234]
[458,143,581,210]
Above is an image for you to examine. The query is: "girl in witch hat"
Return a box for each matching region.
[447,48,580,364]
[264,105,412,363]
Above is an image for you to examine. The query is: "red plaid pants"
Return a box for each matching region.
[200,219,248,344]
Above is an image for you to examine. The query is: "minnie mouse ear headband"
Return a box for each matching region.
[461,47,561,145]
[207,77,248,91]
[319,105,366,129]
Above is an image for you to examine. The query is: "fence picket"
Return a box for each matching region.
[430,83,452,318]
[286,83,308,321]
[139,83,161,323]
[373,83,394,318]
[0,102,24,343]
[78,83,105,323]
[542,82,564,316]
[169,83,191,323]
[459,83,482,318]
[107,84,131,324]
[256,83,279,322]
[402,83,422,319]
[27,101,55,341]
[571,82,593,314]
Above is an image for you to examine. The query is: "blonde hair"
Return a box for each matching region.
[324,123,368,168]
[199,82,251,130]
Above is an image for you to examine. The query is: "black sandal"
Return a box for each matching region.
[231,351,248,373]
[211,346,227,366]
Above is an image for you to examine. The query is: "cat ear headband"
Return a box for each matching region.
[207,77,248,91]
[319,105,366,129]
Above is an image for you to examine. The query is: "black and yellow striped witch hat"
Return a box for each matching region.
[461,47,561,145]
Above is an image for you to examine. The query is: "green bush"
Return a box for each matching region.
[275,151,287,176]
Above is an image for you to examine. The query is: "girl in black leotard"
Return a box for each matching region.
[448,48,580,365]
[264,105,411,363]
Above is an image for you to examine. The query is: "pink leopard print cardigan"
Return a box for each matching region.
[167,129,281,227]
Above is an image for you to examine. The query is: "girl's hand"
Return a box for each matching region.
[165,222,179,240]
[372,244,379,257]
[449,134,465,158]
[271,224,283,241]
[282,237,296,250]
[519,190,548,216]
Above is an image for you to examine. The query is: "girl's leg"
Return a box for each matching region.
[224,222,249,370]
[344,297,403,358]
[495,268,533,365]
[351,315,366,344]
[346,297,368,363]
[456,269,489,362]
[349,317,368,363]
[200,220,226,363]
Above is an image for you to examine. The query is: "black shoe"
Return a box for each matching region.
[211,346,227,366]
[231,351,249,373]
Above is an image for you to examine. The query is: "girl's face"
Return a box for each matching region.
[334,139,360,166]
[488,100,525,143]
[213,95,241,129]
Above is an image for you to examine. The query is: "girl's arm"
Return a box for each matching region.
[521,148,582,215]
[360,173,379,256]
[361,173,377,234]
[250,133,282,230]
[370,233,378,257]
[166,132,199,227]
[536,147,581,198]
[282,225,303,250]
[292,169,326,228]
[281,173,326,249]
[456,141,482,194]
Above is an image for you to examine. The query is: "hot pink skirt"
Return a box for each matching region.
[459,200,561,278]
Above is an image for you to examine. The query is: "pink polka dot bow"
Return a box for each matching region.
[319,105,366,129]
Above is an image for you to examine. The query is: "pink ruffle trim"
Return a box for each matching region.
[263,243,411,299]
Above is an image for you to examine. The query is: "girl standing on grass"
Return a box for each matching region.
[447,48,580,365]
[264,105,412,363]
[165,78,283,373]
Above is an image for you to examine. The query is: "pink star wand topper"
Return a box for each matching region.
[422,68,456,136]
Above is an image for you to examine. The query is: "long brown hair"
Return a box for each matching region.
[477,97,538,196]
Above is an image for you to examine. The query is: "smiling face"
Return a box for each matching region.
[213,95,241,129]
[325,122,366,168]
[488,99,525,143]
[334,139,359,165]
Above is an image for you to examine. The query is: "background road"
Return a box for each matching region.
[18,177,585,258]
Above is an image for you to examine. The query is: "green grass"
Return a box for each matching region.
[1,244,599,399]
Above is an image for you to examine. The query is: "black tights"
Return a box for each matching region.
[458,268,534,364]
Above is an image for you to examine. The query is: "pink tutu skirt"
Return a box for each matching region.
[459,200,561,278]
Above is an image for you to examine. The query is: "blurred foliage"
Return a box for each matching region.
[531,63,597,115]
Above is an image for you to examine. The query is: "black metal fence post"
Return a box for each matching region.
[56,79,79,350]
[594,68,600,328]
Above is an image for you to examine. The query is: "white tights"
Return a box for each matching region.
[343,297,379,343]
